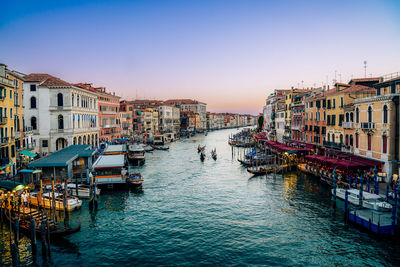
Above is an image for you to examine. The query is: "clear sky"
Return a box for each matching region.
[1,0,400,114]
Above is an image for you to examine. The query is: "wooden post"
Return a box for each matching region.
[51,177,56,223]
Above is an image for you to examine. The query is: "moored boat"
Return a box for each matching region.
[67,184,101,199]
[151,145,169,150]
[127,143,146,166]
[28,192,82,211]
[332,188,392,212]
[126,173,144,188]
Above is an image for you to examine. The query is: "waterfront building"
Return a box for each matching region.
[172,106,180,134]
[354,75,400,179]
[181,111,196,131]
[164,99,207,130]
[158,105,174,132]
[24,75,99,154]
[275,99,286,143]
[290,93,308,142]
[0,64,17,176]
[119,100,133,137]
[304,88,325,147]
[132,109,144,133]
[284,89,308,142]
[263,90,289,140]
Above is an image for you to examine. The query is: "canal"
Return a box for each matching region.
[1,128,400,266]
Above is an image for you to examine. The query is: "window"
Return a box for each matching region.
[30,84,36,91]
[346,113,349,122]
[356,133,359,148]
[11,145,15,158]
[9,90,12,99]
[10,108,12,118]
[356,108,359,123]
[72,94,74,106]
[58,115,64,129]
[333,99,336,108]
[323,111,326,121]
[368,106,372,123]
[350,112,354,122]
[340,97,343,108]
[30,97,37,109]
[31,116,37,130]
[383,105,388,124]
[57,93,63,106]
[350,135,353,146]
[42,140,48,147]
[340,134,343,144]
[383,135,387,154]
[367,134,372,151]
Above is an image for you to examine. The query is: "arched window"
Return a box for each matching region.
[72,93,74,106]
[367,134,372,151]
[356,108,359,123]
[345,113,349,122]
[340,134,343,144]
[323,111,326,121]
[30,97,37,109]
[350,135,354,147]
[73,137,76,145]
[350,112,354,122]
[57,93,63,106]
[355,133,359,148]
[382,135,387,154]
[77,95,80,107]
[383,105,388,124]
[31,116,37,130]
[58,115,64,129]
[368,106,372,123]
[345,134,349,146]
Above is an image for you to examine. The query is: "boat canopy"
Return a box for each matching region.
[93,154,125,169]
[103,144,127,154]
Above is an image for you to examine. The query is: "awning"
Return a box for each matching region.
[19,150,37,158]
[0,163,14,171]
[19,169,42,174]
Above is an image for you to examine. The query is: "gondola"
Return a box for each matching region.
[126,173,144,188]
[3,207,81,238]
[198,145,206,153]
[211,149,217,161]
[151,145,169,150]
[200,151,205,161]
[247,166,282,176]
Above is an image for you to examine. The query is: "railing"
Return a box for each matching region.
[382,72,400,82]
[323,141,343,150]
[0,117,7,125]
[24,126,33,134]
[342,122,354,129]
[0,76,14,87]
[361,122,376,130]
[102,110,117,115]
[0,137,9,145]
[102,124,118,128]
[291,125,301,131]
[342,146,354,153]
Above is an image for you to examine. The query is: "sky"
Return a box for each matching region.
[1,0,400,115]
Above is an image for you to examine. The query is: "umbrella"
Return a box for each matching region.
[14,185,26,191]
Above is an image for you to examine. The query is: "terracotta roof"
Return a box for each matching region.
[335,82,350,87]
[324,85,374,97]
[349,77,380,84]
[377,76,400,84]
[24,73,71,87]
[164,99,205,105]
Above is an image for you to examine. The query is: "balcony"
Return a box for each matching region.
[361,122,376,130]
[342,146,354,153]
[0,117,7,125]
[0,137,9,146]
[342,122,354,129]
[102,110,117,115]
[24,126,33,135]
[291,125,301,131]
[323,141,343,150]
[102,124,118,129]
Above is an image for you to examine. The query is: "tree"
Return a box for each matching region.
[257,115,264,132]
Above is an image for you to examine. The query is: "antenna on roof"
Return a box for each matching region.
[364,60,367,78]
[334,70,337,84]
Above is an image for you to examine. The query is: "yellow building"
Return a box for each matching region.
[0,64,16,176]
[354,76,400,179]
[284,88,310,142]
[324,82,375,150]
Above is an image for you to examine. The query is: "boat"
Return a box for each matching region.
[153,134,165,145]
[103,144,127,155]
[67,184,101,199]
[211,149,217,160]
[198,145,206,153]
[126,173,144,188]
[200,151,205,162]
[3,206,80,238]
[247,166,282,176]
[127,143,146,166]
[143,145,154,152]
[332,188,393,212]
[151,145,169,150]
[165,133,175,143]
[92,154,128,189]
[28,192,82,211]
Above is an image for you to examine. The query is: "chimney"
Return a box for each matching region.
[0,63,6,77]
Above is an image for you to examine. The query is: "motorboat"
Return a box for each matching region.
[126,173,144,188]
[67,183,101,199]
[151,145,169,151]
[333,188,392,212]
[28,192,82,211]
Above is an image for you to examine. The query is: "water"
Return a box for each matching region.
[1,128,400,266]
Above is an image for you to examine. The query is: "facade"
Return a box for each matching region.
[24,74,100,154]
[159,105,174,132]
[354,76,400,179]
[304,89,325,147]
[76,84,121,142]
[119,100,133,137]
[164,99,207,131]
[291,93,307,141]
[172,106,180,134]
[0,64,17,176]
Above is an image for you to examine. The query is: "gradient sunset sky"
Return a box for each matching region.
[1,0,400,114]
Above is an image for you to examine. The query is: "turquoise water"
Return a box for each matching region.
[1,128,399,266]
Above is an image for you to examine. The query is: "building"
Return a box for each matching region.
[275,99,286,143]
[354,76,399,179]
[119,100,133,137]
[158,105,174,132]
[304,89,325,147]
[291,93,308,142]
[164,99,207,131]
[76,83,121,142]
[0,64,17,176]
[172,106,180,134]
[24,74,100,154]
